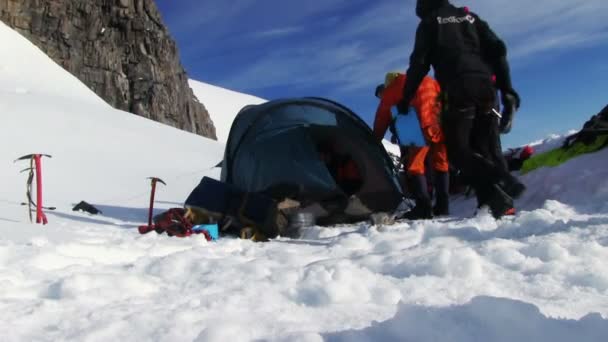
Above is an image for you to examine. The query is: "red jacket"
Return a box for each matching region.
[373,74,442,141]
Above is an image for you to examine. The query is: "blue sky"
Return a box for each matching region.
[156,0,608,147]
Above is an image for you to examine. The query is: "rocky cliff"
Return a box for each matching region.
[0,0,216,139]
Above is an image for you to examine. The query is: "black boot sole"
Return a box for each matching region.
[433,207,450,216]
[488,185,514,219]
[400,205,434,220]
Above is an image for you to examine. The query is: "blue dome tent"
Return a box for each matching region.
[220,97,403,225]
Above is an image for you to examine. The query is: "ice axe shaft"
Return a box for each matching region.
[34,155,47,224]
[15,154,52,225]
[146,177,166,226]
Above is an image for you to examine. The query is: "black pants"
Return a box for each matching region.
[441,77,510,205]
[471,105,508,172]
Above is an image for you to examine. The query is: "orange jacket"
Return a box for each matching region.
[373,74,442,142]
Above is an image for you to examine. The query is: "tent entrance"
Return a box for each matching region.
[308,125,365,197]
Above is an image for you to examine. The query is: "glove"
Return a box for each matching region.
[423,124,444,144]
[396,99,410,115]
[502,89,521,110]
[500,90,520,134]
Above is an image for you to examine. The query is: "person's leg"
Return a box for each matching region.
[430,143,450,216]
[442,107,501,209]
[403,146,433,219]
[441,107,477,188]
[486,114,509,171]
[471,84,517,218]
[444,77,514,218]
[475,113,526,199]
[407,146,429,177]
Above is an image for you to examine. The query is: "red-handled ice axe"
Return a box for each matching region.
[146,177,166,227]
[15,154,52,225]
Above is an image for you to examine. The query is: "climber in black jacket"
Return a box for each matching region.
[397,0,525,218]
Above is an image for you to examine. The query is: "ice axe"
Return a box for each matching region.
[15,154,52,162]
[145,177,166,227]
[14,154,53,224]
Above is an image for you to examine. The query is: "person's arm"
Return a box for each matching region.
[373,80,402,141]
[400,19,434,110]
[476,14,520,133]
[476,15,516,98]
[415,79,444,144]
[414,78,440,128]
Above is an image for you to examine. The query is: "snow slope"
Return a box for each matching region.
[0,22,224,215]
[1,22,608,342]
[189,80,266,143]
[507,130,578,155]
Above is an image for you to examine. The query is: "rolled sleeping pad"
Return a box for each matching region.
[393,110,426,147]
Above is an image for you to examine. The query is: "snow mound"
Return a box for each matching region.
[326,296,608,342]
[382,139,400,157]
[189,80,266,143]
[0,21,223,220]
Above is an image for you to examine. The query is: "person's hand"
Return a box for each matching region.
[423,124,443,144]
[502,89,520,110]
[500,90,520,134]
[396,99,410,115]
[499,109,514,134]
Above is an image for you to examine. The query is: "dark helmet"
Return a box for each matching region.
[416,0,449,18]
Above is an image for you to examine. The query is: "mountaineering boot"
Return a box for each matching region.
[402,174,433,220]
[486,184,514,219]
[471,152,526,199]
[433,171,450,216]
[403,199,433,220]
[501,175,526,199]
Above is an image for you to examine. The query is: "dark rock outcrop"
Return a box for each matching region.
[1,0,216,139]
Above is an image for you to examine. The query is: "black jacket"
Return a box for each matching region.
[402,3,514,105]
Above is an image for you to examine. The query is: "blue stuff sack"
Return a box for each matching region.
[192,223,219,241]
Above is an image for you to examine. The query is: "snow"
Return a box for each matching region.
[189,79,266,143]
[0,24,105,108]
[516,131,578,155]
[326,296,608,342]
[382,139,400,157]
[1,22,608,341]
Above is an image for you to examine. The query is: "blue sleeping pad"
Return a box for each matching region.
[393,110,426,147]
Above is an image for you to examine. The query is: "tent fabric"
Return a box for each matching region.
[221,97,403,223]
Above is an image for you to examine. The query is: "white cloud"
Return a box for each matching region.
[510,31,608,59]
[252,26,304,39]
[452,0,608,59]
[163,0,608,94]
[218,0,416,93]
